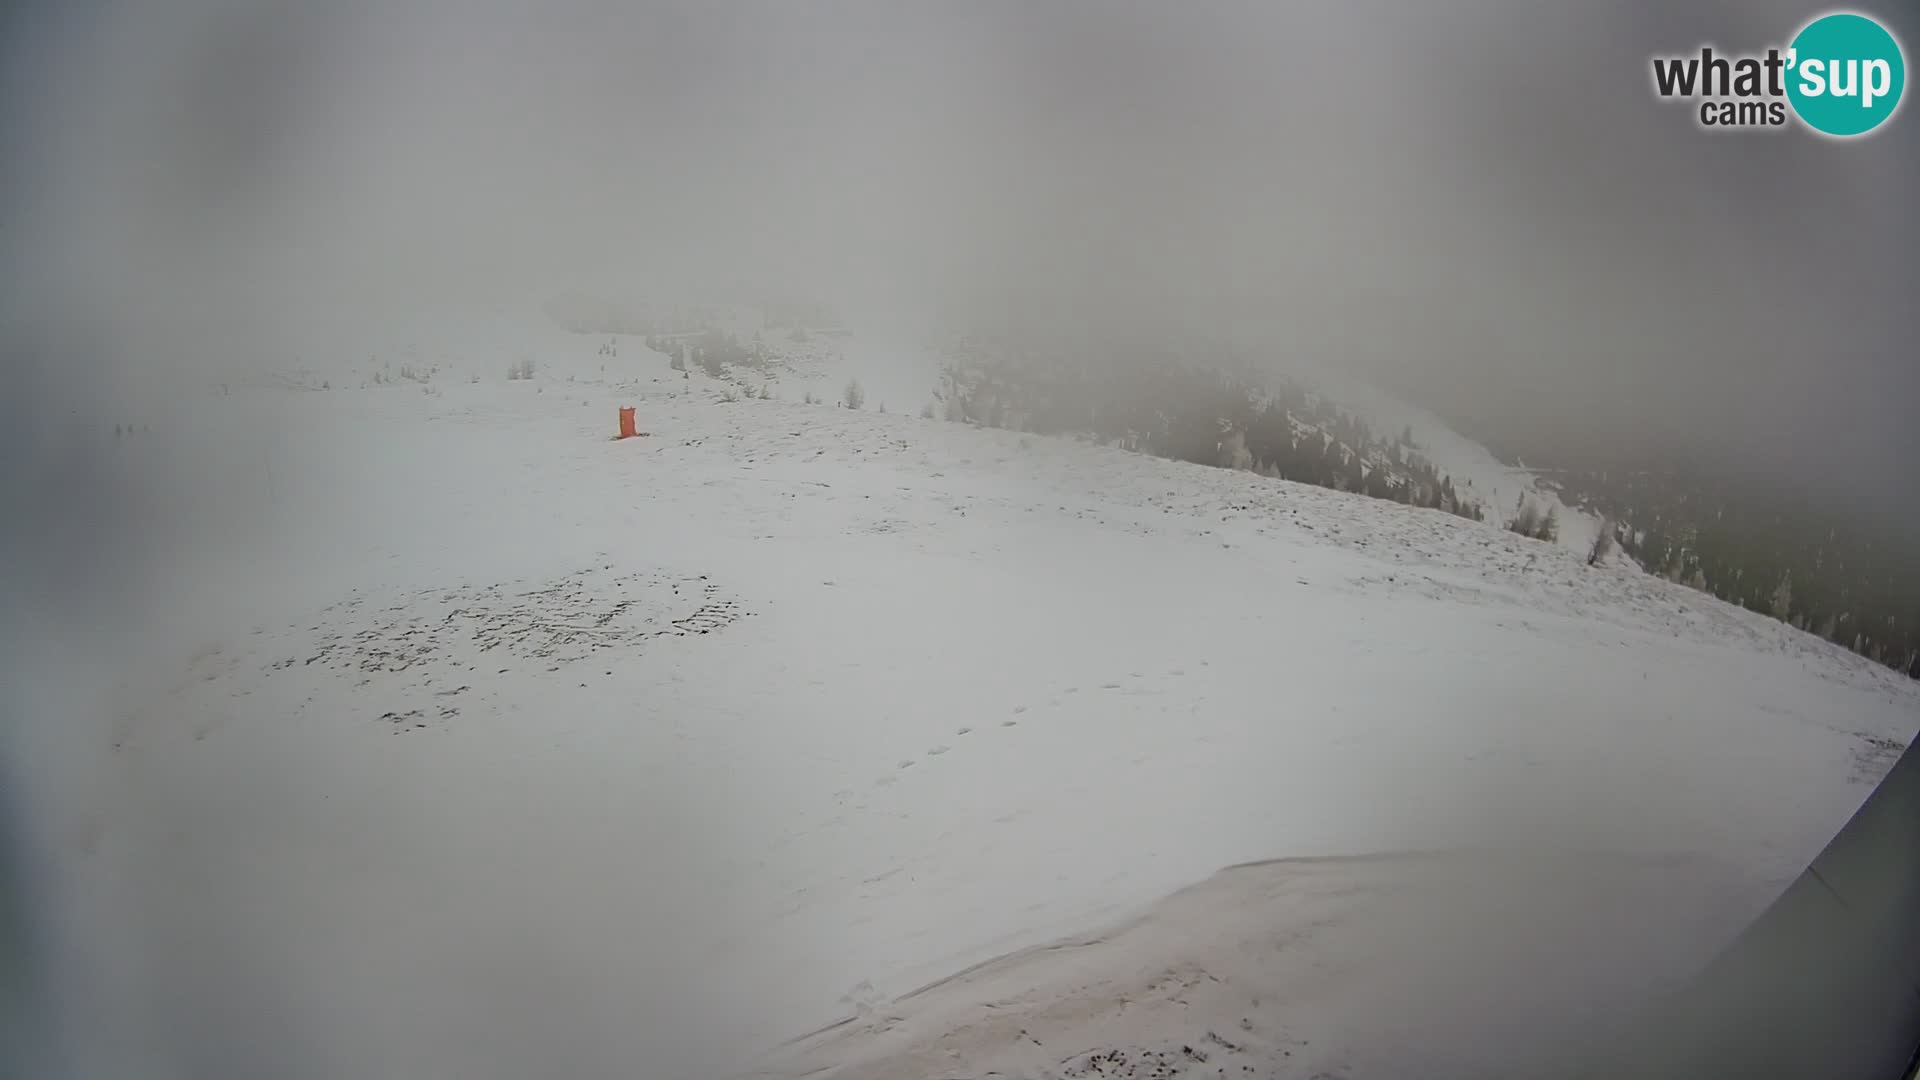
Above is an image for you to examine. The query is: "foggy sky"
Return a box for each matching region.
[4,0,1915,518]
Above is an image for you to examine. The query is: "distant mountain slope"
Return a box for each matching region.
[923,330,1614,554]
[1299,371,1606,556]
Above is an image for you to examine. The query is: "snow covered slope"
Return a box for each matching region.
[21,360,1917,1080]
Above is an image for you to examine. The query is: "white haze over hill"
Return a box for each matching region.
[6,0,1915,507]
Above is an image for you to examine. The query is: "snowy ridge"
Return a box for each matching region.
[1291,370,1606,556]
[215,299,1594,556]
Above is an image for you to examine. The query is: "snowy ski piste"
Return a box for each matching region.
[53,328,1920,1079]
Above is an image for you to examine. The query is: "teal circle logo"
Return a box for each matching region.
[1786,12,1906,137]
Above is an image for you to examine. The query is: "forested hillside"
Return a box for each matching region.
[930,327,1917,680]
[1554,467,1920,678]
[933,333,1492,525]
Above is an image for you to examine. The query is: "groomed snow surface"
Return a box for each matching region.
[23,340,1919,1080]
